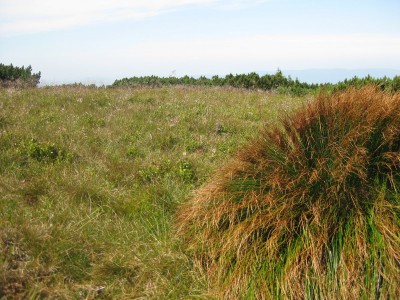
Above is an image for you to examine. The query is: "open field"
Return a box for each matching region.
[0,86,306,298]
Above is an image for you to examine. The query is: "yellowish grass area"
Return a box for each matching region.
[0,86,305,298]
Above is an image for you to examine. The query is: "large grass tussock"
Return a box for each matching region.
[176,86,400,299]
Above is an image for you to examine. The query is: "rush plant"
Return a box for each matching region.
[176,86,400,299]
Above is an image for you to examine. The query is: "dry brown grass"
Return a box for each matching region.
[176,86,400,299]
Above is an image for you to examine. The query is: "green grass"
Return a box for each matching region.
[0,86,305,298]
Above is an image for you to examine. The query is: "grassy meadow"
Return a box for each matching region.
[0,86,306,298]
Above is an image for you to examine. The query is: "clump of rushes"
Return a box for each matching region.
[176,86,400,299]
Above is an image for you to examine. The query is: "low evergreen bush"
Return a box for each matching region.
[0,63,41,87]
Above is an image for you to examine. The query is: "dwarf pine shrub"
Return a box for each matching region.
[176,86,400,299]
[0,63,41,87]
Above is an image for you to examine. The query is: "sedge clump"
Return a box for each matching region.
[176,86,400,299]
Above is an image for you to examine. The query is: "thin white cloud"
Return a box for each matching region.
[0,0,269,37]
[0,0,204,36]
[211,0,270,10]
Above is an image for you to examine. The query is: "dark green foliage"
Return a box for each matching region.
[0,63,41,87]
[112,71,400,96]
[307,75,400,94]
[330,75,400,93]
[112,70,319,95]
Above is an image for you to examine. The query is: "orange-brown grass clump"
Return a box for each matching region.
[176,86,400,299]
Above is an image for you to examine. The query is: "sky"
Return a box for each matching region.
[0,0,399,85]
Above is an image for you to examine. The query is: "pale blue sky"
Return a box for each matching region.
[1,0,399,85]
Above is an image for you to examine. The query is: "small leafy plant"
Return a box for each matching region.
[23,139,73,163]
[178,160,196,183]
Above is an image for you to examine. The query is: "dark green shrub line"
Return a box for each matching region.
[330,74,400,93]
[111,70,318,96]
[112,71,400,95]
[2,62,398,93]
[0,63,41,88]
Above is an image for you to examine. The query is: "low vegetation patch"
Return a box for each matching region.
[177,86,400,299]
[21,139,74,163]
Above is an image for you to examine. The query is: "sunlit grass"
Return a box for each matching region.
[0,86,304,298]
[177,86,400,299]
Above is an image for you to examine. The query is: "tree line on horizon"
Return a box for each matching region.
[112,70,400,95]
[112,70,318,95]
[1,63,400,94]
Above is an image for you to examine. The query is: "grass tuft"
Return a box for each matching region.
[176,86,400,299]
